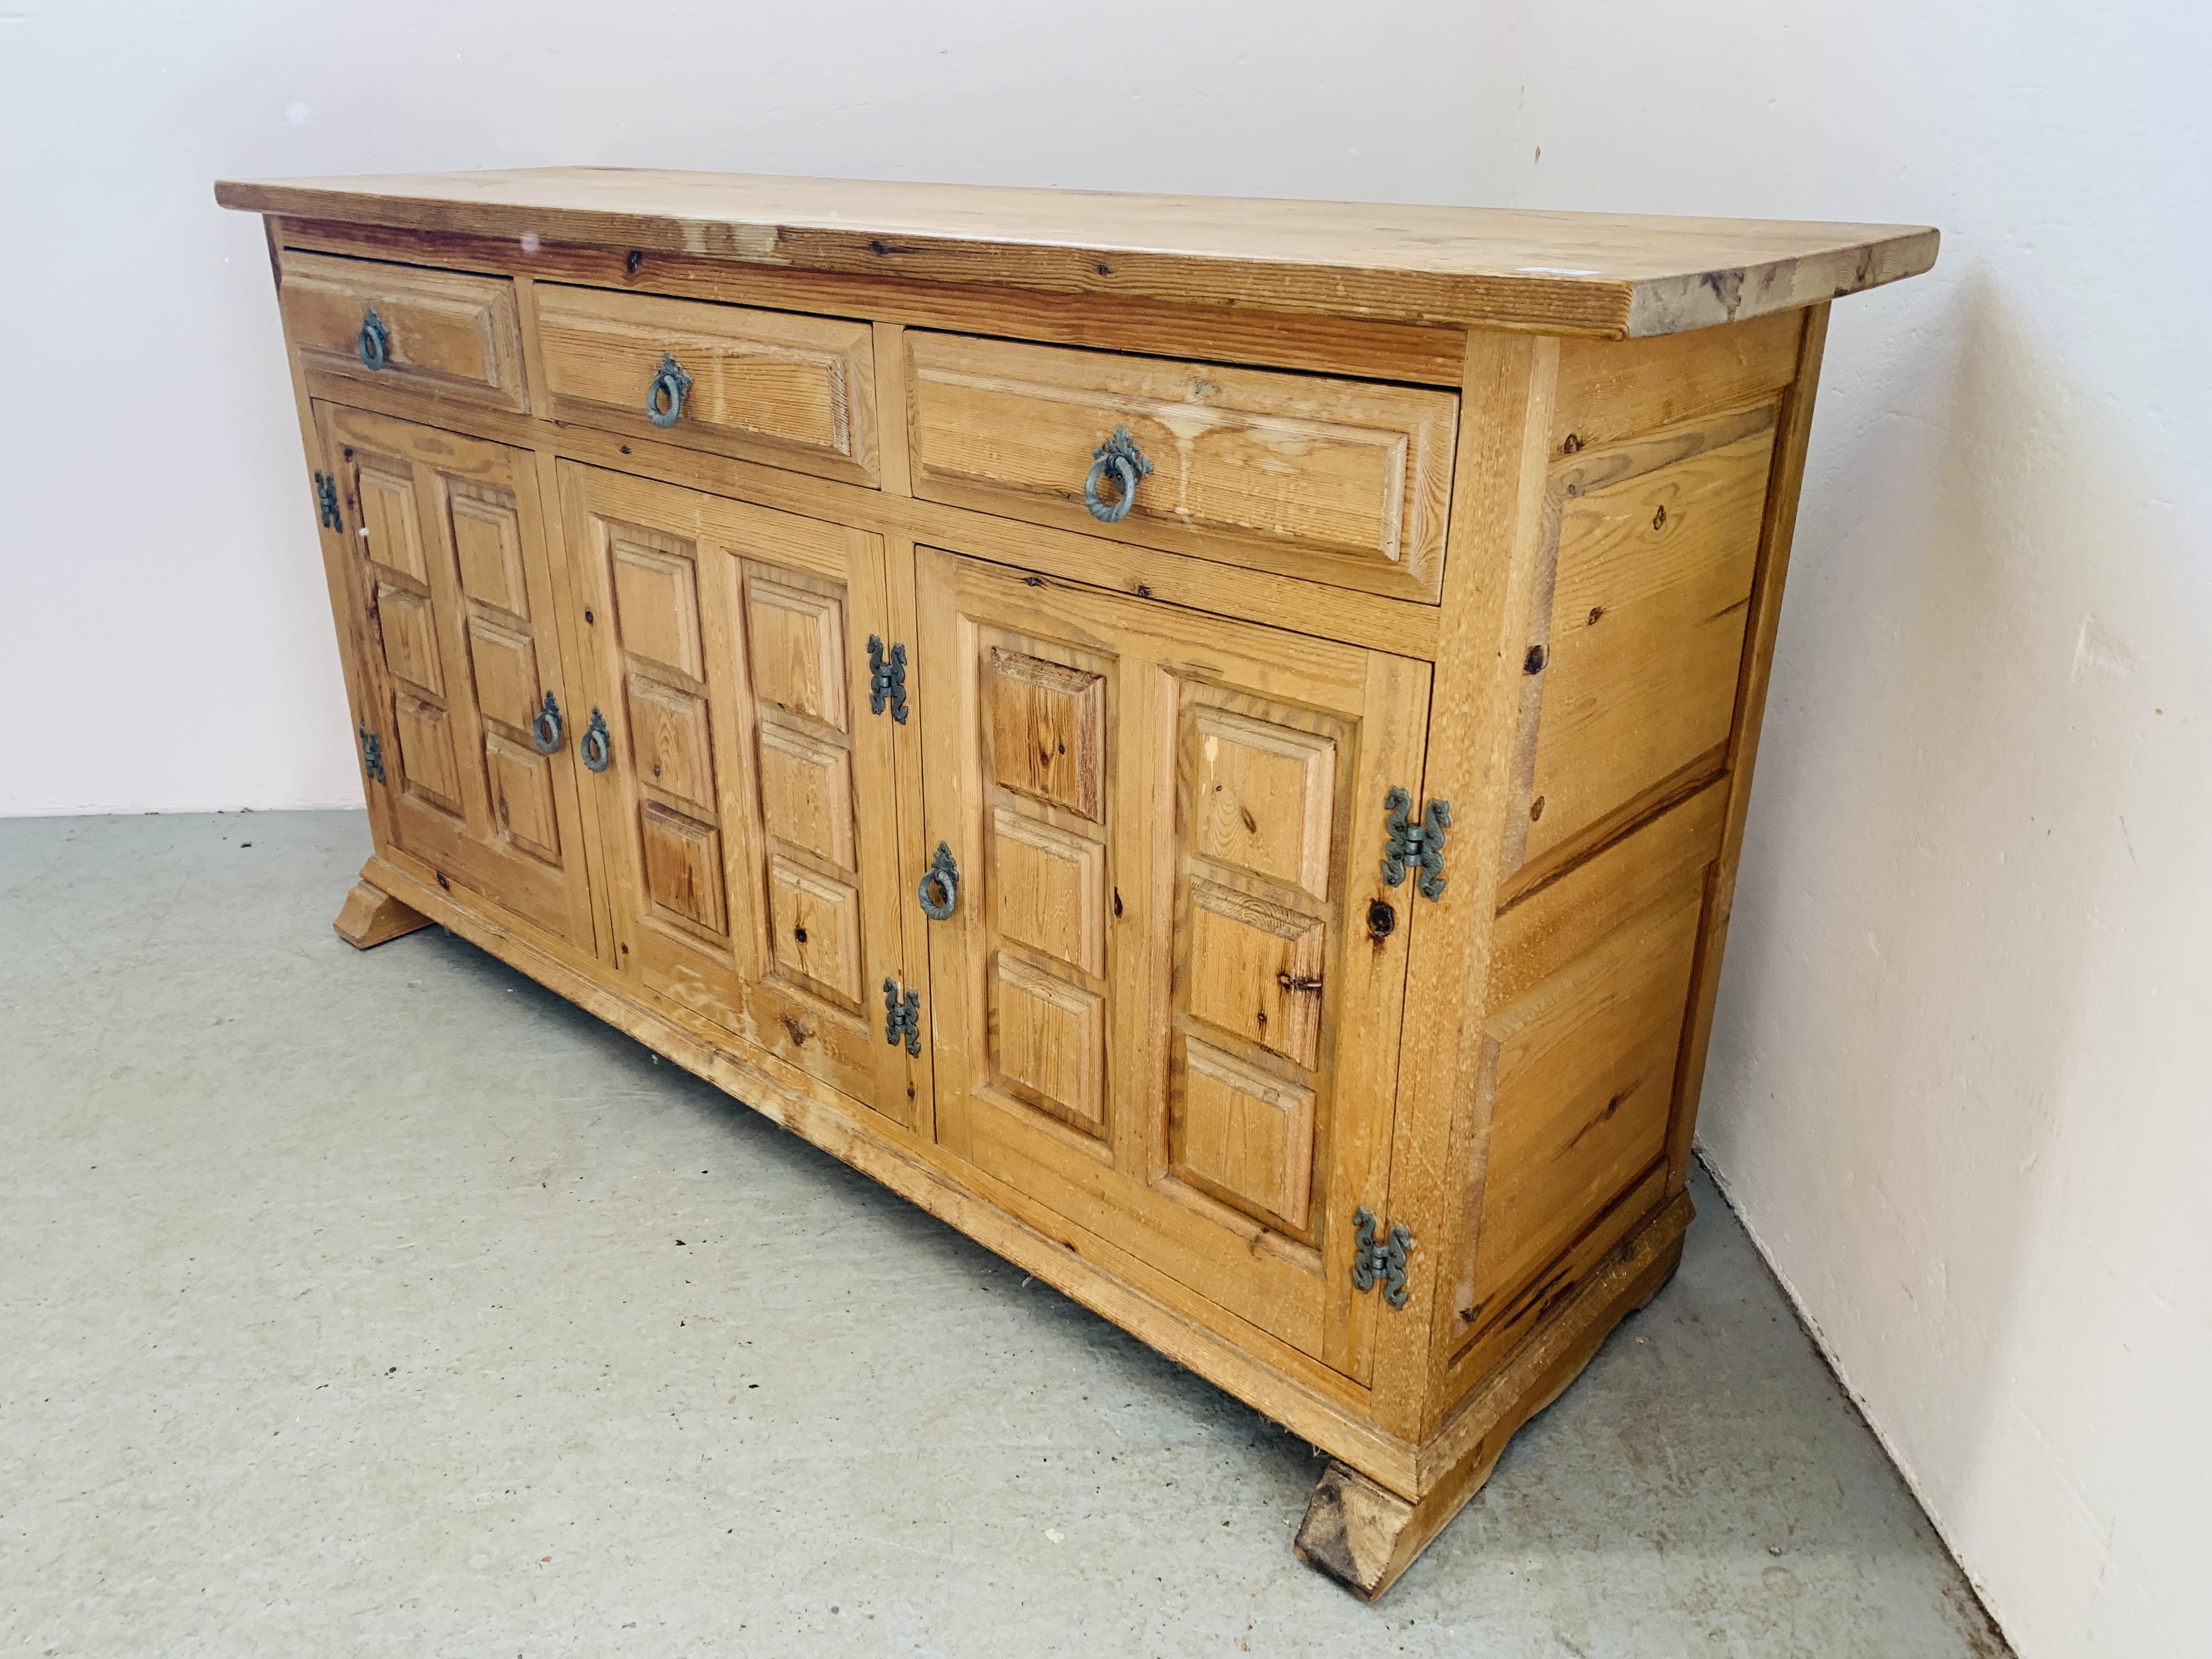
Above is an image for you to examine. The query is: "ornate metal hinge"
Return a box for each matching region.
[882,977,922,1056]
[1380,787,1452,901]
[358,726,386,785]
[314,471,343,531]
[867,635,909,724]
[1352,1208,1413,1309]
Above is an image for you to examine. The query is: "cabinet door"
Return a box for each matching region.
[320,405,596,950]
[558,464,923,1130]
[915,548,1430,1381]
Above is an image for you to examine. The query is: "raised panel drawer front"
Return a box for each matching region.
[906,334,1459,601]
[917,548,1431,1381]
[536,286,879,486]
[280,251,526,409]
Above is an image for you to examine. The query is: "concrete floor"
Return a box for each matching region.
[0,811,2010,1658]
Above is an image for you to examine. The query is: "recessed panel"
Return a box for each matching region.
[768,856,864,1009]
[451,487,529,617]
[744,573,848,731]
[358,465,426,582]
[467,617,539,731]
[990,954,1106,1132]
[989,650,1104,820]
[1462,894,1703,1336]
[376,583,443,698]
[627,675,715,814]
[992,807,1105,977]
[1173,1036,1318,1233]
[1524,419,1774,866]
[487,732,561,864]
[392,696,462,819]
[639,800,726,935]
[1185,882,1326,1069]
[757,719,856,869]
[1189,704,1336,898]
[611,537,704,682]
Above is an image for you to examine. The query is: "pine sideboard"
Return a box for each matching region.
[216,169,1936,1599]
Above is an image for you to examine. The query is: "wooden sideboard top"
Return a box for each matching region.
[215,167,1936,340]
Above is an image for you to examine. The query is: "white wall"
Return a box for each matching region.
[4,5,2205,1655]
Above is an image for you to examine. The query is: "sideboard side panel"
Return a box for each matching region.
[1665,303,1831,1194]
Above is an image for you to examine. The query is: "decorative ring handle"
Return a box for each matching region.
[358,307,391,371]
[579,707,611,773]
[530,691,563,755]
[916,841,960,921]
[646,352,693,429]
[1084,425,1153,523]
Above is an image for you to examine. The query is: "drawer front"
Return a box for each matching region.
[279,251,526,409]
[907,333,1459,601]
[535,286,879,486]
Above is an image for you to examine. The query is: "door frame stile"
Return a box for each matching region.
[526,440,616,962]
[878,532,938,1140]
[1372,329,1561,1460]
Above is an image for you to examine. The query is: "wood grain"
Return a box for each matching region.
[331,879,432,948]
[235,169,1921,1599]
[291,361,1444,661]
[1505,405,1779,874]
[275,217,1471,388]
[908,332,1459,601]
[279,250,526,409]
[1297,1192,1690,1600]
[1551,310,1799,455]
[536,283,879,485]
[220,168,1938,337]
[1666,304,1832,1193]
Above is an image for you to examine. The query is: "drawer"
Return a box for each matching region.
[534,286,879,486]
[278,251,527,410]
[906,333,1459,601]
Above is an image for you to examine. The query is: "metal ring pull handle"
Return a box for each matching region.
[646,352,693,429]
[1084,425,1154,523]
[358,307,391,371]
[916,842,960,920]
[579,707,612,773]
[530,691,563,755]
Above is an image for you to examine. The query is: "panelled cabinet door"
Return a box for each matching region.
[914,548,1430,1383]
[318,404,596,950]
[557,464,924,1130]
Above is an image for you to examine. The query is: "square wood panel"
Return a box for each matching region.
[757,719,856,870]
[639,800,726,935]
[990,953,1106,1131]
[744,574,848,732]
[1173,1036,1318,1233]
[611,538,704,684]
[450,486,529,618]
[1188,704,1336,899]
[989,650,1104,820]
[1184,882,1325,1069]
[768,855,864,1009]
[991,807,1105,978]
[626,675,715,814]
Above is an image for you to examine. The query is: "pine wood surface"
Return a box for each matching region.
[279,250,527,410]
[226,174,1928,1598]
[535,284,880,485]
[331,879,432,948]
[216,168,1936,338]
[905,332,1459,600]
